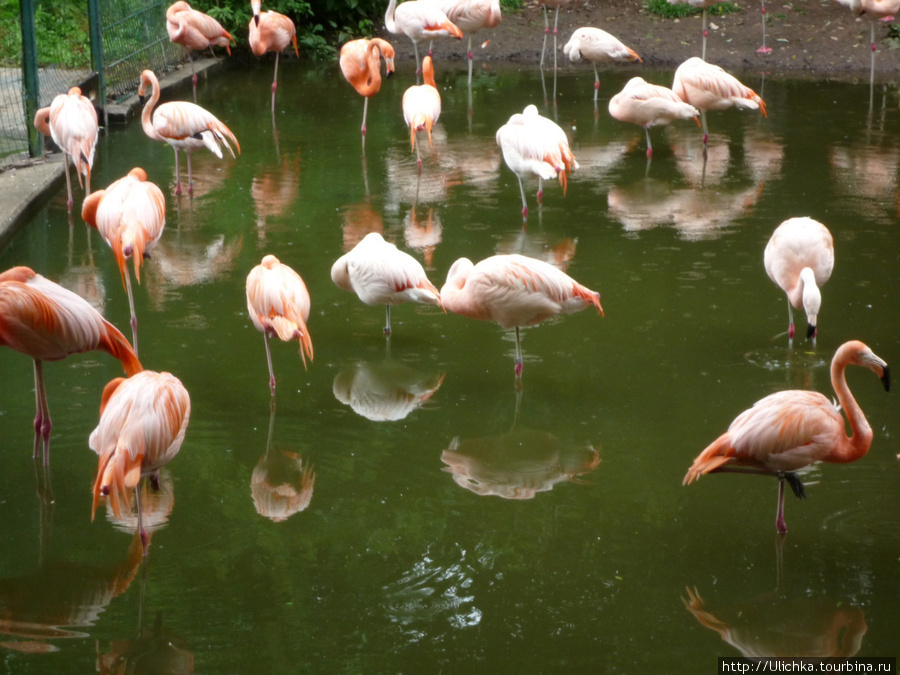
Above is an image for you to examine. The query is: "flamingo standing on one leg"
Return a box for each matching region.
[331,232,442,336]
[608,77,700,158]
[402,55,442,172]
[563,27,642,113]
[138,69,240,196]
[248,0,299,116]
[339,38,395,139]
[672,57,766,147]
[0,266,142,464]
[384,0,462,78]
[764,217,834,345]
[33,87,98,213]
[81,168,167,358]
[246,255,314,396]
[684,340,890,534]
[166,1,235,102]
[496,104,578,222]
[440,253,603,382]
[91,370,191,556]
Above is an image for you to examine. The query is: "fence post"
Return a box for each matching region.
[88,0,107,127]
[19,0,42,158]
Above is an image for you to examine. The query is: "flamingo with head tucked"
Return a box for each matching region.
[166,1,235,102]
[249,0,299,115]
[384,0,463,78]
[608,77,699,158]
[340,37,396,138]
[563,27,642,111]
[138,69,240,196]
[684,340,890,534]
[33,87,98,213]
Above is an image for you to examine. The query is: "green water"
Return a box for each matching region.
[0,60,898,672]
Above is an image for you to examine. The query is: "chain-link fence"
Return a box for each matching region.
[1,0,183,167]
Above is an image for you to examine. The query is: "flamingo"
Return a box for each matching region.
[384,0,463,78]
[0,266,142,464]
[33,87,98,213]
[249,0,299,115]
[537,0,573,70]
[166,1,235,102]
[138,69,240,196]
[91,370,191,556]
[339,38,396,138]
[764,217,834,344]
[608,77,700,158]
[429,0,501,95]
[330,232,442,336]
[684,340,890,534]
[836,0,900,110]
[440,253,603,380]
[81,168,167,357]
[246,255,314,396]
[402,55,442,171]
[495,104,578,221]
[671,57,767,147]
[562,27,642,111]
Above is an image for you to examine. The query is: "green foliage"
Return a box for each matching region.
[0,0,90,68]
[645,0,739,19]
[500,0,523,9]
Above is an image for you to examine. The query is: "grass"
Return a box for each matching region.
[646,0,741,19]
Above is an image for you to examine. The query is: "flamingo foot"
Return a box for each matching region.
[361,123,367,137]
[536,189,544,204]
[646,147,653,159]
[522,205,528,220]
[417,158,423,172]
[468,50,473,60]
[788,322,796,340]
[175,182,182,196]
[514,360,524,377]
[702,132,709,146]
[757,46,772,53]
[66,196,74,213]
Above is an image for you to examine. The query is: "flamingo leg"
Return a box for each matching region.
[263,332,276,395]
[467,35,474,115]
[186,150,194,195]
[271,52,280,116]
[32,359,52,463]
[701,8,708,61]
[125,269,139,358]
[536,177,544,205]
[384,305,392,336]
[644,126,653,158]
[63,154,74,213]
[135,481,149,556]
[413,41,422,82]
[700,110,709,146]
[361,96,369,138]
[869,22,876,114]
[173,147,182,196]
[786,297,795,343]
[188,50,198,104]
[553,7,560,100]
[517,176,528,220]
[775,475,787,534]
[758,0,772,53]
[593,63,600,108]
[514,326,524,378]
[414,130,423,172]
[540,6,549,69]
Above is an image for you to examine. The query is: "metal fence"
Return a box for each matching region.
[0,0,183,167]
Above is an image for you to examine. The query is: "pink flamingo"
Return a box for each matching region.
[249,0,299,115]
[138,69,240,196]
[563,27,642,110]
[166,1,235,102]
[402,55,442,171]
[331,232,442,336]
[0,266,142,463]
[33,87,98,213]
[81,168,166,357]
[340,38,396,138]
[246,255,314,396]
[684,340,890,534]
[764,217,834,344]
[496,104,578,221]
[91,370,190,556]
[672,56,766,147]
[384,0,463,77]
[608,77,699,158]
[440,253,603,380]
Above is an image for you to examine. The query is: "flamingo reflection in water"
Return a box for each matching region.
[252,156,301,244]
[333,359,444,422]
[442,389,600,499]
[0,534,146,655]
[91,371,192,556]
[829,141,900,223]
[97,611,194,675]
[251,400,315,522]
[683,538,867,658]
[404,206,442,269]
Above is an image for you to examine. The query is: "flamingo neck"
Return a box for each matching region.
[357,42,384,97]
[384,0,397,34]
[830,354,874,463]
[140,76,163,143]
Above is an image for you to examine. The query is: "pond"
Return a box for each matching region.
[0,57,898,672]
